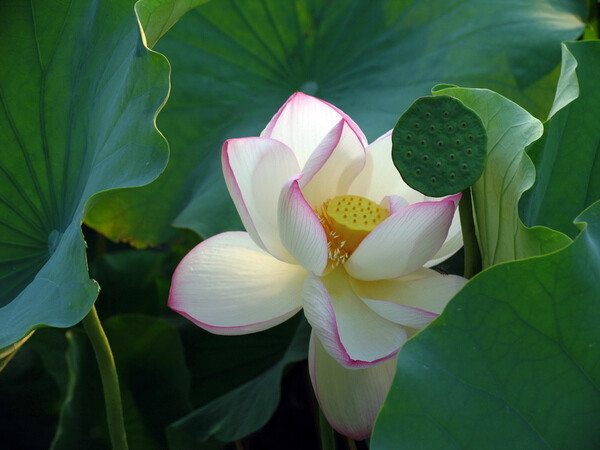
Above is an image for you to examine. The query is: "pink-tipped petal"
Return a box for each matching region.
[425,203,463,267]
[299,120,344,188]
[222,137,300,262]
[261,92,367,167]
[316,96,368,147]
[351,268,468,329]
[301,120,366,207]
[278,176,329,275]
[302,269,406,369]
[348,131,426,205]
[381,195,409,214]
[309,332,397,440]
[345,194,461,281]
[169,232,305,335]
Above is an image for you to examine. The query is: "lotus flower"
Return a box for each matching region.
[169,93,467,439]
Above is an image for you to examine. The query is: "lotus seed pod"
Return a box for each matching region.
[391,95,487,197]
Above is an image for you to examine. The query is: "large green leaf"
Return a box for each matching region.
[520,40,600,238]
[432,86,571,267]
[134,0,212,49]
[167,316,310,445]
[85,0,586,246]
[0,1,170,348]
[372,201,600,449]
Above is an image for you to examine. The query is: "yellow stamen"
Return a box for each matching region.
[315,195,390,267]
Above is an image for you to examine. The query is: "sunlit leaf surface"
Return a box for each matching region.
[521,40,600,238]
[0,1,170,347]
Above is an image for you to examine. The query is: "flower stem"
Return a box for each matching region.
[319,408,336,450]
[459,188,481,278]
[82,305,128,450]
[346,436,358,450]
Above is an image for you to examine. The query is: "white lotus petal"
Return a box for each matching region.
[169,232,305,335]
[278,176,329,275]
[301,120,366,207]
[261,92,367,167]
[309,332,397,440]
[222,137,300,261]
[351,268,467,328]
[302,268,406,368]
[345,194,461,281]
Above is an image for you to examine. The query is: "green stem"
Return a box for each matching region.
[82,306,128,450]
[459,188,481,279]
[345,436,358,450]
[319,408,336,450]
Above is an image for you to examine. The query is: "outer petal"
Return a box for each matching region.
[261,92,367,167]
[301,119,366,207]
[425,205,463,267]
[345,193,461,281]
[169,232,305,335]
[302,268,406,368]
[278,176,329,275]
[348,131,425,205]
[351,268,468,329]
[223,137,300,262]
[309,332,397,440]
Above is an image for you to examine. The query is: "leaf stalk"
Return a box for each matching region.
[459,187,482,278]
[82,305,128,450]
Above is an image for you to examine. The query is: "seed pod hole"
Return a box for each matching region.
[406,134,412,140]
[414,123,420,129]
[430,125,436,131]
[425,112,431,118]
[415,168,422,175]
[431,177,437,183]
[450,154,455,159]
[443,111,449,117]
[450,172,455,179]
[420,140,426,146]
[462,163,468,170]
[423,155,429,161]
[455,140,461,145]
[436,162,442,168]
[466,148,472,154]
[448,126,453,131]
[461,122,467,128]
[405,151,412,158]
[437,141,444,147]
[468,135,474,141]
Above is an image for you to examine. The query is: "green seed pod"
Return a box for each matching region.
[391,95,487,197]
